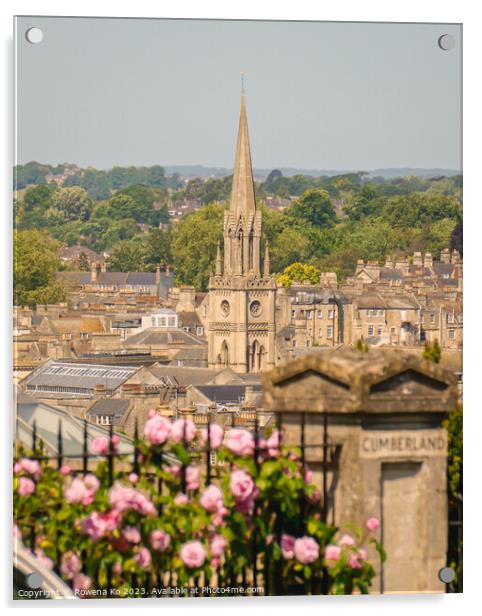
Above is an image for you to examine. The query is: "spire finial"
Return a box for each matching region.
[240,71,245,94]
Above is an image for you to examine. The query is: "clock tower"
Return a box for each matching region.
[207,90,276,373]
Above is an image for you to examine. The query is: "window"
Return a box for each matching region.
[151,317,156,326]
[291,309,296,319]
[377,326,383,336]
[328,309,334,319]
[327,325,333,339]
[447,313,455,324]
[317,310,323,318]
[306,310,313,319]
[306,340,311,347]
[448,330,455,340]
[168,317,176,327]
[429,313,435,324]
[196,326,204,336]
[390,327,396,336]
[319,328,323,338]
[368,325,374,337]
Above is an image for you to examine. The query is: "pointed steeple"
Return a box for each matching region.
[215,242,222,276]
[263,242,270,277]
[229,89,256,219]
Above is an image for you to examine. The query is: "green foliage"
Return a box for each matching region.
[107,239,147,272]
[171,203,225,290]
[277,263,321,288]
[49,187,92,223]
[14,161,52,189]
[13,230,65,306]
[423,340,442,364]
[443,406,463,501]
[287,188,337,228]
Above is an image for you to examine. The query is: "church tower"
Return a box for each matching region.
[207,88,276,373]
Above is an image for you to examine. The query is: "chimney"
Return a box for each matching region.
[394,255,409,275]
[451,249,461,265]
[440,248,451,264]
[412,252,423,267]
[385,255,394,269]
[365,260,381,280]
[100,262,107,273]
[356,259,365,273]
[244,386,255,406]
[156,264,161,285]
[423,252,433,268]
[91,261,97,282]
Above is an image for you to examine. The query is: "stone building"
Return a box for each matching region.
[207,91,276,373]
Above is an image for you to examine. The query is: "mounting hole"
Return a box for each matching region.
[25,27,43,45]
[438,566,455,584]
[26,572,43,589]
[438,34,455,51]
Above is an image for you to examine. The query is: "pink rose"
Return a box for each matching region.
[348,552,362,569]
[200,424,224,449]
[91,436,109,455]
[186,465,200,491]
[230,469,254,501]
[338,533,356,547]
[60,465,71,476]
[281,534,296,559]
[113,562,122,575]
[358,548,368,561]
[171,419,196,443]
[150,529,171,552]
[304,465,313,484]
[174,493,188,506]
[128,472,138,484]
[324,544,341,561]
[144,415,171,445]
[167,464,181,478]
[64,475,98,506]
[211,557,220,569]
[136,547,152,569]
[60,552,82,580]
[200,485,224,513]
[148,408,157,419]
[294,536,319,564]
[180,540,206,569]
[15,458,41,479]
[266,430,280,456]
[81,511,108,541]
[109,483,156,515]
[18,476,35,496]
[210,534,227,557]
[226,429,254,456]
[102,510,121,532]
[122,526,141,544]
[73,573,92,592]
[366,517,380,532]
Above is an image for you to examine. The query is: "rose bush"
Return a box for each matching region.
[13,413,384,597]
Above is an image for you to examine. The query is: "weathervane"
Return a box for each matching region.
[240,70,245,94]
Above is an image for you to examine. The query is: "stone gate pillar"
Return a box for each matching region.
[262,349,457,594]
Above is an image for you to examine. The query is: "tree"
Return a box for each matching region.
[143,229,172,270]
[105,194,138,220]
[277,262,321,288]
[171,203,224,290]
[50,187,92,223]
[14,230,65,306]
[107,239,146,272]
[422,340,442,364]
[381,193,461,229]
[102,218,140,247]
[287,188,337,228]
[114,185,157,223]
[270,226,310,272]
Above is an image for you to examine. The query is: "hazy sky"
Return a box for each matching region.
[15,17,461,171]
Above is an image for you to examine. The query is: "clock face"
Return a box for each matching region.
[220,300,230,317]
[250,300,262,317]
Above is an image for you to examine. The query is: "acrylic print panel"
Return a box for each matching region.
[13,16,462,599]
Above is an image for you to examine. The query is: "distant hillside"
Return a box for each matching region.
[165,165,461,180]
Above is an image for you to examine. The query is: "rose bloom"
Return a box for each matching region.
[170,419,197,443]
[174,493,189,506]
[338,533,356,547]
[366,517,380,532]
[113,561,122,575]
[186,465,200,491]
[304,465,313,484]
[200,485,224,513]
[200,424,224,449]
[150,529,171,552]
[102,510,121,532]
[14,458,41,479]
[324,544,342,561]
[358,548,368,561]
[73,573,92,592]
[122,526,141,544]
[136,547,152,569]
[18,476,35,496]
[60,552,82,580]
[226,429,254,456]
[81,511,108,542]
[35,548,54,571]
[90,436,109,455]
[128,472,138,484]
[144,415,171,445]
[281,534,296,560]
[294,536,319,565]
[266,430,280,456]
[60,464,71,476]
[348,552,363,569]
[210,534,227,557]
[180,541,206,569]
[230,469,254,501]
[109,483,156,515]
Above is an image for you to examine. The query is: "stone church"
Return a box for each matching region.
[207,92,277,373]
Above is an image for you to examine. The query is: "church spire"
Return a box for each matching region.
[229,84,256,219]
[215,241,222,276]
[263,242,270,277]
